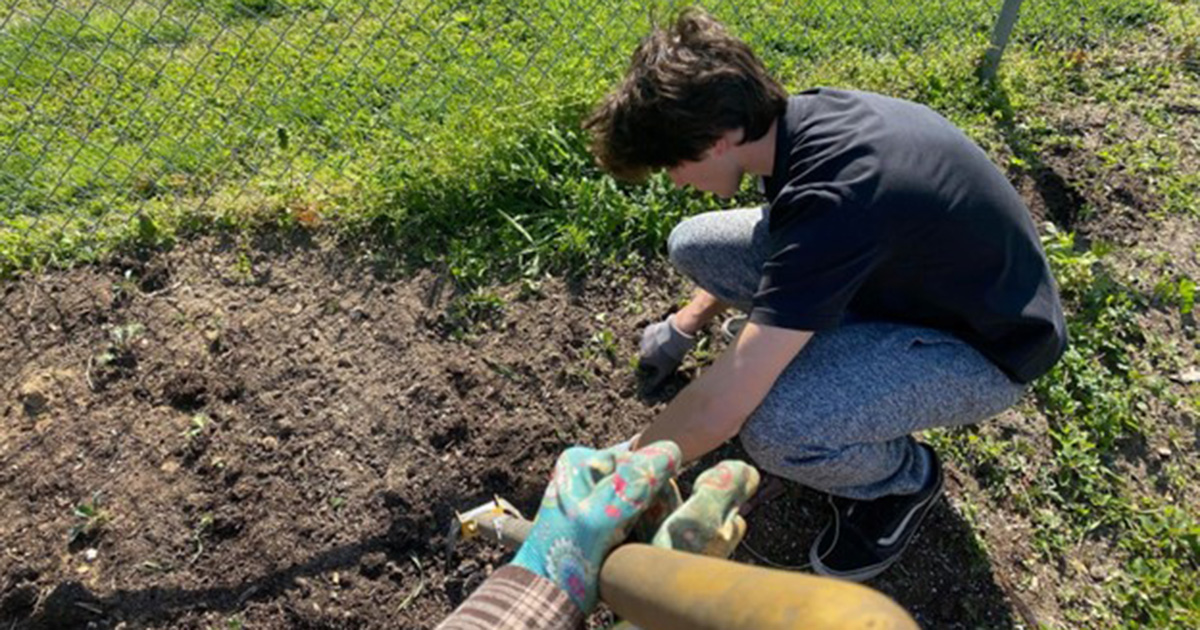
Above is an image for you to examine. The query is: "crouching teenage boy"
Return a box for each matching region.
[584,9,1067,581]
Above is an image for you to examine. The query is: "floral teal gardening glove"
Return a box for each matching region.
[651,460,759,557]
[608,461,760,630]
[511,441,682,613]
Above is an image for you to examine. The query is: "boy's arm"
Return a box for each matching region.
[673,288,730,334]
[635,321,813,463]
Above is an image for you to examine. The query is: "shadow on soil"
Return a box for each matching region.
[14,540,389,629]
[986,79,1088,235]
[10,496,438,630]
[13,448,1031,630]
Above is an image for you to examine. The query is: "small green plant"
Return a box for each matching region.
[689,335,717,367]
[190,513,214,564]
[96,322,146,367]
[1152,275,1196,316]
[183,414,210,440]
[68,492,110,545]
[111,268,139,302]
[587,329,618,362]
[91,322,146,386]
[233,250,254,283]
[110,322,146,348]
[443,290,506,338]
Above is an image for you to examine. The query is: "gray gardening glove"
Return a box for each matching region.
[637,314,697,390]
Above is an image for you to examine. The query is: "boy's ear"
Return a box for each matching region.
[710,128,745,157]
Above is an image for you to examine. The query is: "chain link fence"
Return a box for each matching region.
[0,0,1194,276]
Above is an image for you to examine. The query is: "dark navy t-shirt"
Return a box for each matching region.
[750,89,1067,384]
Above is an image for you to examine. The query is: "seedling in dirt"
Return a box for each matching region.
[190,513,214,564]
[233,250,253,283]
[182,414,210,441]
[587,329,619,362]
[396,556,426,612]
[329,496,346,511]
[68,492,110,545]
[690,336,716,366]
[110,322,146,350]
[95,322,146,370]
[444,290,505,337]
[111,269,139,302]
[483,357,520,381]
[561,363,596,388]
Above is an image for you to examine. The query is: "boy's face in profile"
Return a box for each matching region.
[665,129,744,199]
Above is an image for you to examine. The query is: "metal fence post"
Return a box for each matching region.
[981,0,1025,81]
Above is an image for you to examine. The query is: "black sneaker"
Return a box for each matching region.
[809,444,944,582]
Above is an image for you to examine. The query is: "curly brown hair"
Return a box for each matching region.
[582,8,787,181]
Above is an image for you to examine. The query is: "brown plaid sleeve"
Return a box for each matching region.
[436,565,585,630]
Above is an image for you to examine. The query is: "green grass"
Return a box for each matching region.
[0,0,1180,278]
[3,1,1200,627]
[929,225,1199,628]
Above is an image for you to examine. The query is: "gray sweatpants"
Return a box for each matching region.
[668,207,1026,500]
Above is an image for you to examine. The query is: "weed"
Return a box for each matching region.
[183,413,210,441]
[190,512,214,564]
[443,290,505,338]
[68,492,110,545]
[1152,275,1196,315]
[105,322,146,358]
[586,329,618,362]
[111,269,140,303]
[91,322,146,385]
[233,250,254,284]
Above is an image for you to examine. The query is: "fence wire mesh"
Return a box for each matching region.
[0,0,1195,277]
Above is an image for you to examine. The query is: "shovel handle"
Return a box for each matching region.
[469,513,917,630]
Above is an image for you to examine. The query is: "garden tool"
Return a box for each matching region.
[449,465,918,630]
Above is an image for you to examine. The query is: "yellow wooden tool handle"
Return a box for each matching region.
[600,544,919,630]
[462,506,917,629]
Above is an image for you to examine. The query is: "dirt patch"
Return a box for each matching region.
[0,231,1059,629]
[0,234,675,629]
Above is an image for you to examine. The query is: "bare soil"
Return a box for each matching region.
[0,231,1042,629]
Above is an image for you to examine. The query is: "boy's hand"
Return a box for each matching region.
[637,315,696,390]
